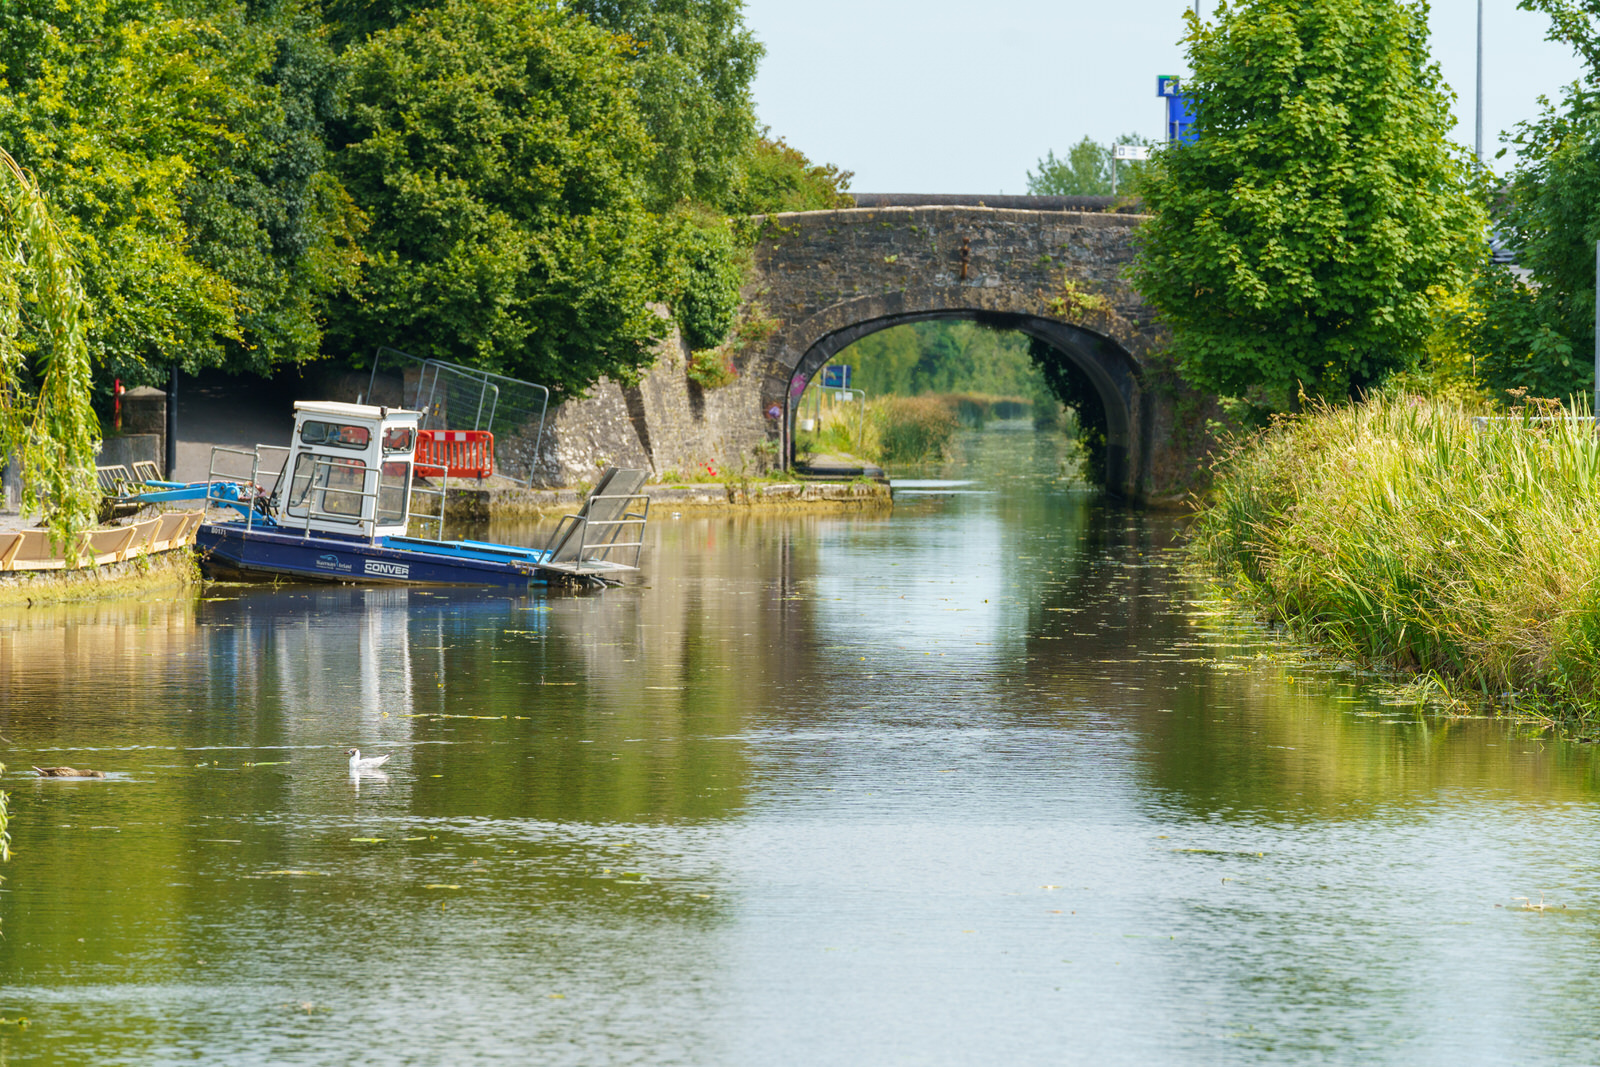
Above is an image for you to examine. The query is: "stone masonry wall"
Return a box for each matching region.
[528,318,773,488]
[734,206,1217,500]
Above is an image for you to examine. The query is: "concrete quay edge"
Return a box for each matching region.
[434,480,893,523]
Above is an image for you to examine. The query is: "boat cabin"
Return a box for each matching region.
[282,401,420,538]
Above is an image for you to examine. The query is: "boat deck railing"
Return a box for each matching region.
[206,445,290,531]
[289,456,395,540]
[209,443,456,543]
[409,470,449,541]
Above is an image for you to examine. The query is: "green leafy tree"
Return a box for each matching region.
[653,211,742,350]
[0,0,362,386]
[324,0,765,212]
[0,0,241,383]
[1465,0,1600,400]
[836,321,1050,399]
[733,134,853,215]
[567,0,763,210]
[1130,0,1483,408]
[1026,134,1154,196]
[328,0,661,396]
[0,150,100,545]
[181,0,365,376]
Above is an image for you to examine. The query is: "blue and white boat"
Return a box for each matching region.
[128,401,648,588]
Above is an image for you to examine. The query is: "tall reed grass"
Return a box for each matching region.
[873,396,958,461]
[797,394,961,464]
[1193,395,1600,726]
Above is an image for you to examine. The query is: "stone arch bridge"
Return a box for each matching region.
[735,196,1194,499]
[535,196,1202,501]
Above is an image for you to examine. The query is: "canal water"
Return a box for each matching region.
[3,424,1600,1064]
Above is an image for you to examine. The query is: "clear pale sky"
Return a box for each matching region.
[741,0,1586,193]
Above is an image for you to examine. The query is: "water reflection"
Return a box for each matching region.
[1,427,1600,1064]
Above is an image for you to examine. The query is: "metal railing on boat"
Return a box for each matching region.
[540,496,649,577]
[206,445,290,532]
[409,470,449,540]
[207,443,455,543]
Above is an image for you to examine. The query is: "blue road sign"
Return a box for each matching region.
[821,365,851,389]
[1166,93,1196,143]
[1157,76,1197,144]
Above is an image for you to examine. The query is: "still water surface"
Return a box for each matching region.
[3,427,1600,1064]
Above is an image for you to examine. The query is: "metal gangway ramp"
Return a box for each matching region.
[539,467,649,579]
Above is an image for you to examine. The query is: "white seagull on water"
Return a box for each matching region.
[347,748,391,773]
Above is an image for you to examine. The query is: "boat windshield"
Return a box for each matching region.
[287,454,366,522]
[300,421,371,450]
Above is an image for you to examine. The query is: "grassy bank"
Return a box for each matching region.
[0,546,201,609]
[1192,395,1600,730]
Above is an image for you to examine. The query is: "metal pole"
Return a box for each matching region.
[165,364,178,478]
[1475,0,1484,167]
[1593,239,1599,420]
[1111,156,1118,196]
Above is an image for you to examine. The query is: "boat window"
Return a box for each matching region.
[299,420,371,450]
[377,461,411,525]
[382,426,415,454]
[286,453,366,522]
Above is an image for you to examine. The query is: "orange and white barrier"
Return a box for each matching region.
[415,430,495,479]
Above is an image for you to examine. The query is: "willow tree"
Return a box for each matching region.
[1131,0,1483,410]
[0,149,99,545]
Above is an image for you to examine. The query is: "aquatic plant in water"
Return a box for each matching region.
[0,762,10,871]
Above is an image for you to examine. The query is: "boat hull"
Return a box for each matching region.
[195,522,549,588]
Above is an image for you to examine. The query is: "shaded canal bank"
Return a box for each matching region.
[3,424,1600,1064]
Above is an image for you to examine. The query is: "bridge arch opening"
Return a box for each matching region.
[786,310,1141,493]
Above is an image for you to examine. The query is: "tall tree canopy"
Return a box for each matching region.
[0,0,238,384]
[567,0,762,209]
[0,0,849,424]
[1131,0,1482,408]
[182,0,365,376]
[1026,135,1154,196]
[0,0,362,385]
[327,0,662,395]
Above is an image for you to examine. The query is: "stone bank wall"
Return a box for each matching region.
[529,320,773,488]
